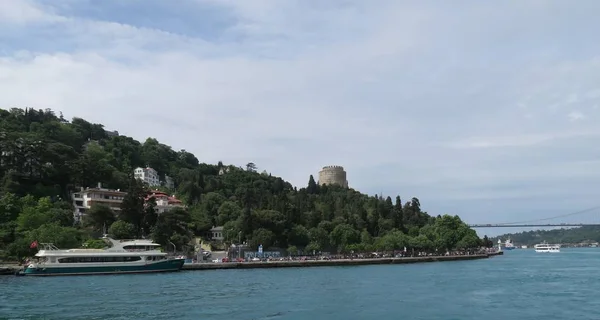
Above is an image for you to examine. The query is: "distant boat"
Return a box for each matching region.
[498,238,516,251]
[534,242,560,253]
[21,237,185,276]
[521,245,528,249]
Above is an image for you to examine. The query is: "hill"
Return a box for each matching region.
[0,107,486,259]
[493,226,600,246]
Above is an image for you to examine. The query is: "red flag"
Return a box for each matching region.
[30,240,38,249]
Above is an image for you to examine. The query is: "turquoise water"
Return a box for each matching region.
[1,249,598,319]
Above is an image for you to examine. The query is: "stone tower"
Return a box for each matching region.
[318,165,348,188]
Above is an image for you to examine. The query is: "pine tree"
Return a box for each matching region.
[307,175,319,194]
[119,177,148,237]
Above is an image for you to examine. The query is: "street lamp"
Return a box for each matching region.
[168,241,176,255]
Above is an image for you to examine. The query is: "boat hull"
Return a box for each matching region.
[22,258,185,276]
[503,247,515,250]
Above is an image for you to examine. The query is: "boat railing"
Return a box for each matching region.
[39,243,60,251]
[105,248,165,253]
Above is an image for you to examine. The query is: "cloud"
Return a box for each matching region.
[567,111,585,122]
[446,129,600,149]
[1,0,600,232]
[0,0,57,24]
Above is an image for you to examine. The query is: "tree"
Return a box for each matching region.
[246,162,257,172]
[119,178,148,237]
[287,245,299,256]
[142,196,158,236]
[330,224,360,253]
[482,235,493,248]
[307,175,318,194]
[288,225,310,248]
[248,228,275,249]
[108,220,136,239]
[151,207,193,251]
[84,204,116,233]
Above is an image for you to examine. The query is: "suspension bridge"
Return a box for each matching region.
[468,206,600,228]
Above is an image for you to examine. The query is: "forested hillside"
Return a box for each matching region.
[493,226,600,246]
[0,108,485,259]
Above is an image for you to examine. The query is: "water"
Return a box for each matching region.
[1,249,598,320]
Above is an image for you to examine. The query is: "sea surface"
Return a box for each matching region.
[1,249,599,320]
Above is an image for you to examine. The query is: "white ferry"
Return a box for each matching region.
[534,242,560,253]
[21,237,185,276]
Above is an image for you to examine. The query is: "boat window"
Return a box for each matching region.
[58,256,142,263]
[123,245,159,251]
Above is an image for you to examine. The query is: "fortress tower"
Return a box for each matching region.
[318,165,348,188]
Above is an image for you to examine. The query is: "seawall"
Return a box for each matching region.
[182,253,496,271]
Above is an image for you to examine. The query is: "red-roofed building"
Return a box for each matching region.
[147,190,185,213]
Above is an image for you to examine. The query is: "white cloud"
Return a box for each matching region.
[446,129,600,149]
[2,0,600,226]
[567,111,585,122]
[0,0,62,24]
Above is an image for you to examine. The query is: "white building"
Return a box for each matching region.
[134,166,160,187]
[72,183,126,223]
[147,190,185,213]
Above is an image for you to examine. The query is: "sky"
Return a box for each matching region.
[1,0,600,236]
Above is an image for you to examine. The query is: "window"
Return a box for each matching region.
[58,256,142,263]
[123,245,159,251]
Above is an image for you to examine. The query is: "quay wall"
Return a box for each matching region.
[181,254,494,271]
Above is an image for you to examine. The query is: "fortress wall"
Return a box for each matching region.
[318,165,348,188]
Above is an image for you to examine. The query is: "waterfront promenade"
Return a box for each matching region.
[182,252,502,271]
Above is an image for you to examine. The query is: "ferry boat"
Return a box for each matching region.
[534,242,560,253]
[21,237,185,276]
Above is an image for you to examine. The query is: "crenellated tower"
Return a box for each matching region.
[318,165,348,188]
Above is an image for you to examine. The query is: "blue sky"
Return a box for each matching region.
[2,0,600,236]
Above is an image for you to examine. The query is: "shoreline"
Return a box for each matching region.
[0,252,503,275]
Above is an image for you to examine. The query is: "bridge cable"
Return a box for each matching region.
[491,205,600,225]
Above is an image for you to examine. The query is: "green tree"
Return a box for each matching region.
[84,204,116,233]
[151,207,193,251]
[108,221,136,239]
[119,178,148,237]
[306,175,318,194]
[249,228,275,249]
[330,223,360,253]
